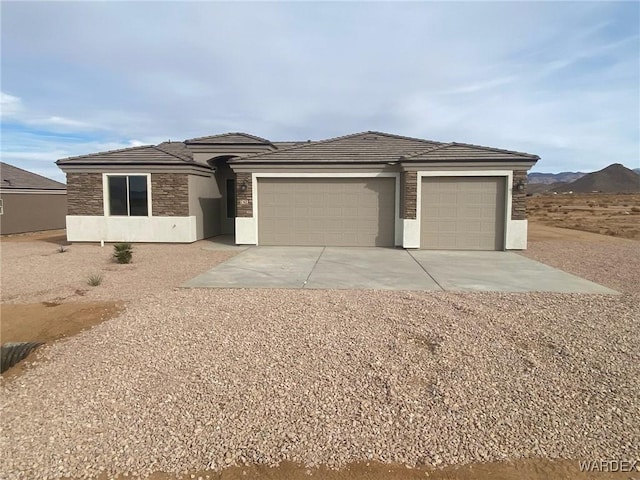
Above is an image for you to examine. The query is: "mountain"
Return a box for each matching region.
[550,163,640,193]
[634,168,640,175]
[527,182,566,195]
[528,171,586,184]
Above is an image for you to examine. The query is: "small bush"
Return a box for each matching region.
[113,243,133,264]
[57,245,68,253]
[631,206,640,213]
[87,273,103,287]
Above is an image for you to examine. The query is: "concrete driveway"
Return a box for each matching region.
[183,247,618,293]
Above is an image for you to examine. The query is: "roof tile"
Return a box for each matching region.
[1,162,66,190]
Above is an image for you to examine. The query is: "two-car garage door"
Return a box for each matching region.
[255,176,505,250]
[420,177,505,250]
[258,177,395,246]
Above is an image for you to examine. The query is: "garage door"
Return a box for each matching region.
[258,178,395,246]
[420,177,505,250]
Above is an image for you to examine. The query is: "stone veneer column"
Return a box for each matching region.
[511,170,527,220]
[236,172,253,217]
[402,171,417,219]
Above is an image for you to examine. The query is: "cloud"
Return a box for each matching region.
[1,91,22,117]
[1,1,638,174]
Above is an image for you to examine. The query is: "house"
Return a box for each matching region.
[56,131,538,250]
[0,162,67,235]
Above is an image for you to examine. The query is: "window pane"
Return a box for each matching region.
[108,176,128,215]
[226,179,236,218]
[128,176,148,216]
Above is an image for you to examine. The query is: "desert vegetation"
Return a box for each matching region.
[527,193,640,240]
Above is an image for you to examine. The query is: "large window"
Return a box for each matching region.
[107,175,149,216]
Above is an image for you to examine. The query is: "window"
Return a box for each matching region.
[226,178,236,218]
[107,175,149,216]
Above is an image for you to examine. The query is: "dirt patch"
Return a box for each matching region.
[95,458,633,479]
[527,193,640,240]
[1,301,123,344]
[0,301,123,381]
[0,229,68,244]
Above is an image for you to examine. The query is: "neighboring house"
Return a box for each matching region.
[56,131,538,250]
[0,162,67,235]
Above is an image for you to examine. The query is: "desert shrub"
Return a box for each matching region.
[57,245,68,253]
[631,206,640,213]
[87,273,104,286]
[113,243,133,264]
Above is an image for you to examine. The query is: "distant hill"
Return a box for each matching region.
[550,163,640,193]
[634,168,640,175]
[527,182,567,195]
[528,171,586,184]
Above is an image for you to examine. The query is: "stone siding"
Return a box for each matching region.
[66,173,103,215]
[511,170,527,220]
[402,171,417,219]
[236,173,253,218]
[151,173,189,216]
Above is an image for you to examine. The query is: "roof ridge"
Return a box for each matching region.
[0,161,66,188]
[403,141,540,160]
[363,131,445,146]
[402,142,454,159]
[451,141,540,158]
[228,131,444,162]
[185,132,272,144]
[56,144,154,163]
[152,144,193,163]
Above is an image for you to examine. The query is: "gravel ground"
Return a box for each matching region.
[520,232,640,295]
[1,236,639,479]
[0,241,235,303]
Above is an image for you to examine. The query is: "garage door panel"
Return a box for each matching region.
[421,177,505,251]
[258,178,395,246]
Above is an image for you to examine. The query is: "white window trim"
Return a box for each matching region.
[102,173,153,217]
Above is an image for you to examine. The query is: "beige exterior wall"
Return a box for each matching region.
[0,192,67,235]
[188,173,221,239]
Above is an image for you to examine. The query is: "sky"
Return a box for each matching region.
[1,1,639,183]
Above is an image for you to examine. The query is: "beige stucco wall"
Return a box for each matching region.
[188,173,221,239]
[0,191,67,235]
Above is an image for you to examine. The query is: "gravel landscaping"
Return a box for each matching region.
[0,241,235,303]
[1,235,639,479]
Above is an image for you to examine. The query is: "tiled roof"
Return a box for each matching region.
[185,132,272,145]
[1,162,66,190]
[56,144,196,165]
[155,141,194,162]
[402,142,539,161]
[229,131,443,164]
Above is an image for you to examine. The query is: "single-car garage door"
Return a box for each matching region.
[421,177,505,250]
[258,177,395,246]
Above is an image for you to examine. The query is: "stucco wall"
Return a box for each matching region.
[0,192,67,235]
[188,174,221,239]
